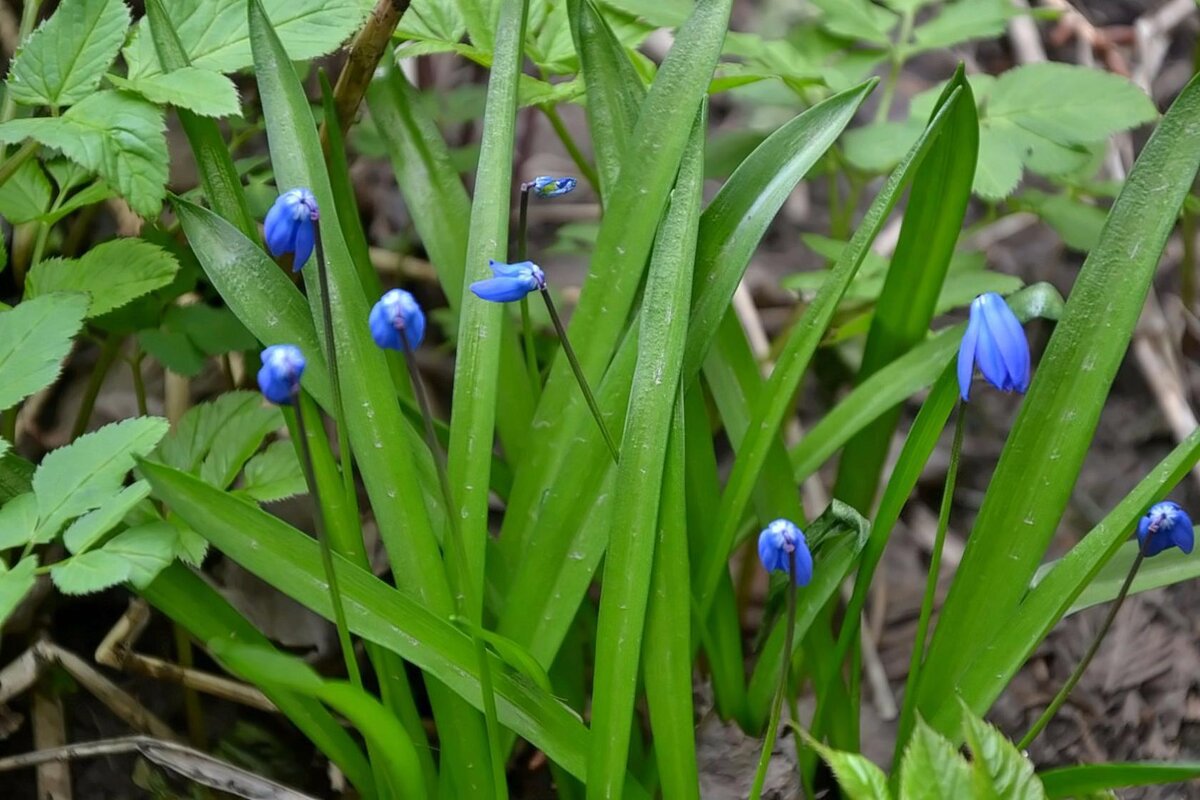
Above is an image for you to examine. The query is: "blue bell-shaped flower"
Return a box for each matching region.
[369,288,426,351]
[258,344,306,405]
[757,519,814,586]
[526,176,577,198]
[470,260,546,303]
[957,292,1031,402]
[265,188,319,271]
[1137,501,1194,557]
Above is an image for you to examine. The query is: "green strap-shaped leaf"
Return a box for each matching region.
[138,459,650,798]
[141,563,376,797]
[915,72,1200,737]
[6,0,131,108]
[834,67,978,512]
[588,106,705,797]
[1039,763,1200,799]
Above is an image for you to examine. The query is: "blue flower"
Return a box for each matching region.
[957,292,1031,401]
[757,519,814,586]
[469,260,546,303]
[526,176,577,198]
[369,288,426,351]
[265,188,319,271]
[1137,501,1194,557]
[258,344,306,405]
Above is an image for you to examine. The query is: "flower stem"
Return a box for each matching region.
[292,400,363,690]
[130,346,148,417]
[538,287,619,463]
[516,186,540,399]
[1017,548,1146,750]
[398,329,508,799]
[893,400,966,769]
[71,335,123,441]
[749,550,799,800]
[313,228,363,546]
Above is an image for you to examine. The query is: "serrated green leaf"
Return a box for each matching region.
[988,62,1158,145]
[962,709,1045,800]
[0,557,36,625]
[110,68,242,118]
[33,417,168,542]
[198,402,279,489]
[0,158,51,223]
[0,492,39,550]
[240,440,305,503]
[806,734,893,800]
[1020,189,1107,252]
[165,304,258,357]
[974,122,1025,200]
[901,718,973,800]
[0,293,89,412]
[6,0,130,108]
[62,480,152,554]
[123,0,374,79]
[911,0,1018,52]
[175,523,209,567]
[51,549,131,594]
[26,238,179,317]
[154,392,275,474]
[811,0,897,45]
[102,522,177,589]
[0,91,168,217]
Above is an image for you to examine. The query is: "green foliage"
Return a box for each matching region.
[0,158,52,223]
[0,91,168,216]
[5,0,130,109]
[0,293,88,412]
[26,239,180,317]
[110,68,242,118]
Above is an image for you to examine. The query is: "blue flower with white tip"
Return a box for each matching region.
[265,188,319,271]
[369,288,426,351]
[470,260,546,303]
[757,519,813,586]
[257,344,306,405]
[526,176,577,198]
[1137,501,1194,557]
[957,292,1031,402]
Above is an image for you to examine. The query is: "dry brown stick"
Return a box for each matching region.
[0,736,320,800]
[33,682,71,800]
[327,0,409,138]
[96,600,278,713]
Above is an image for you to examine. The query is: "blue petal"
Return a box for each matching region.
[404,303,426,349]
[958,312,982,401]
[369,300,404,350]
[979,294,1029,393]
[490,259,535,278]
[791,537,814,586]
[1174,522,1195,555]
[291,218,315,271]
[973,311,1009,392]
[264,203,297,257]
[470,276,535,302]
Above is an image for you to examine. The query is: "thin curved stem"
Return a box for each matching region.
[749,551,799,800]
[893,401,966,769]
[1017,549,1146,750]
[539,287,619,463]
[516,187,540,399]
[293,401,363,690]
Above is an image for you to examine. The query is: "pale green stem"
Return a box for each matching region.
[749,550,800,800]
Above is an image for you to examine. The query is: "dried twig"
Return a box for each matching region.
[326,0,409,138]
[0,736,319,800]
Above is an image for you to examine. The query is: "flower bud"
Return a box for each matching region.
[469,260,546,303]
[1137,501,1194,557]
[757,519,813,586]
[526,176,577,198]
[264,188,319,271]
[369,288,426,351]
[257,344,306,405]
[957,292,1031,402]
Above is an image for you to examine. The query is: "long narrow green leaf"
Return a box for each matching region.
[693,86,969,617]
[498,0,732,564]
[138,460,649,798]
[588,107,704,799]
[935,426,1200,734]
[140,564,375,798]
[1055,539,1200,616]
[448,0,529,619]
[833,67,978,513]
[365,67,534,460]
[565,0,646,201]
[916,73,1200,736]
[1040,762,1200,798]
[643,401,700,800]
[144,0,255,239]
[244,1,491,789]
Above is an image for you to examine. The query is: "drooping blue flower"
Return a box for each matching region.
[957,292,1031,402]
[258,344,306,405]
[526,176,577,198]
[369,288,426,351]
[757,519,814,586]
[265,188,319,271]
[470,260,546,303]
[1136,501,1194,557]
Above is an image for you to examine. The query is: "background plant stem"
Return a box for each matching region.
[748,550,799,800]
